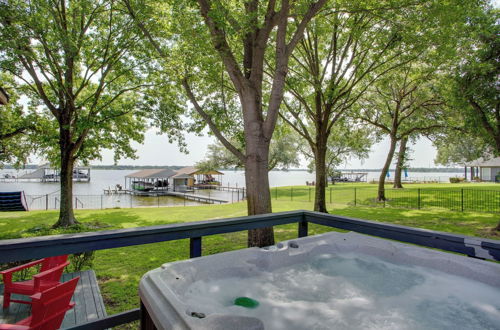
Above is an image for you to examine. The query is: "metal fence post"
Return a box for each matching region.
[461,188,464,212]
[417,188,421,210]
[354,188,357,206]
[45,194,48,210]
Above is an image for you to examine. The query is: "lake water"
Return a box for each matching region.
[0,169,464,195]
[0,169,464,210]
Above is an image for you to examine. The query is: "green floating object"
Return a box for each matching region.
[234,297,259,309]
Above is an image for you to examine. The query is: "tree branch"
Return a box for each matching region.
[182,78,246,162]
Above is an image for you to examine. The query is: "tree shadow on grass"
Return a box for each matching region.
[329,205,499,239]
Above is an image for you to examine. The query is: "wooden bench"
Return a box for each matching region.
[0,270,107,328]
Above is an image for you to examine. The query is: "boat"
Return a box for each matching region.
[131,181,155,192]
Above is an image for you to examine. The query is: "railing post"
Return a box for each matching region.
[298,220,308,238]
[75,196,77,209]
[45,194,48,210]
[190,237,202,258]
[354,187,357,206]
[461,188,464,212]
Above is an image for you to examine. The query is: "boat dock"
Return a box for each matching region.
[103,188,230,204]
[166,191,227,204]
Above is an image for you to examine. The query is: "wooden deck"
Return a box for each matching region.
[0,270,107,328]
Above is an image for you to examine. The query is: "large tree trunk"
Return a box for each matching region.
[53,128,78,228]
[245,130,274,247]
[314,144,328,213]
[393,137,408,189]
[378,136,398,201]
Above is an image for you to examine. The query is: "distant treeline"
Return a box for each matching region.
[343,168,464,173]
[3,165,463,172]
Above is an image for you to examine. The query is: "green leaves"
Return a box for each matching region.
[0,0,152,166]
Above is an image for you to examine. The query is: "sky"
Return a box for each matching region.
[92,128,440,169]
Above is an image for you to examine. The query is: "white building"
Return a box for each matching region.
[465,157,500,182]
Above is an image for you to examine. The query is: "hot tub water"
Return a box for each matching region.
[182,253,500,330]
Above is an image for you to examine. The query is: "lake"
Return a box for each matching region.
[0,168,464,196]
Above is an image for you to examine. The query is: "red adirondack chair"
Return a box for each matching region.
[1,255,69,309]
[0,277,79,330]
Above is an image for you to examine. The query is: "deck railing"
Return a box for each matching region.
[0,210,499,329]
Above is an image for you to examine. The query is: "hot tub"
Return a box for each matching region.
[139,232,500,330]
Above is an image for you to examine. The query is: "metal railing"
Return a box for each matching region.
[272,187,500,213]
[0,210,499,329]
[24,188,246,211]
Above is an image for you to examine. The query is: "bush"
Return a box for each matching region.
[68,251,95,272]
[449,177,465,183]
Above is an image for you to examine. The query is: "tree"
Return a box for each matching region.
[358,67,445,200]
[124,0,327,247]
[197,123,301,172]
[393,137,413,189]
[0,0,149,227]
[0,74,37,167]
[452,8,500,154]
[280,1,420,212]
[302,119,372,185]
[434,132,491,166]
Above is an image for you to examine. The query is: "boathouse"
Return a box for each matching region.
[125,168,176,192]
[18,165,91,182]
[464,156,500,182]
[172,167,224,191]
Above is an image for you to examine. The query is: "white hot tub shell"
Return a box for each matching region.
[139,232,500,330]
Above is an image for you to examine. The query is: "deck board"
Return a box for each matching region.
[1,270,107,328]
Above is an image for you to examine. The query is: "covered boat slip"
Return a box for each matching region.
[0,270,107,328]
[123,167,224,194]
[15,166,91,183]
[124,168,176,194]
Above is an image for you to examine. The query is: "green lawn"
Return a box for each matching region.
[272,182,500,213]
[0,182,499,328]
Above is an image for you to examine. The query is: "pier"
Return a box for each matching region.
[103,188,229,204]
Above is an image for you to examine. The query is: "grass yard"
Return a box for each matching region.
[272,182,500,213]
[0,182,499,328]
